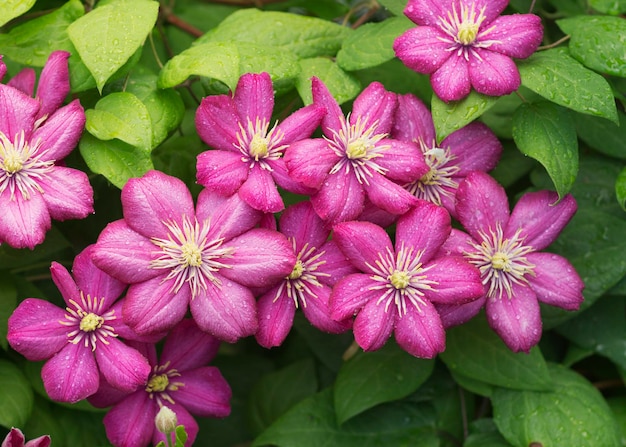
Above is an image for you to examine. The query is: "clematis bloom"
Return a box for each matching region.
[195,72,324,213]
[91,170,296,342]
[437,171,584,352]
[7,245,151,403]
[0,51,93,248]
[1,428,50,447]
[330,200,484,358]
[393,0,544,101]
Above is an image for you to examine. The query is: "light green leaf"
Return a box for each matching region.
[617,166,626,210]
[85,92,153,152]
[431,91,498,142]
[512,101,578,198]
[79,133,154,189]
[296,58,361,105]
[440,316,553,391]
[377,0,408,16]
[0,273,17,351]
[576,111,626,160]
[518,48,618,123]
[493,363,621,447]
[589,0,626,14]
[607,397,626,446]
[0,360,33,428]
[0,0,36,27]
[334,342,434,425]
[67,0,159,91]
[236,42,301,94]
[336,17,413,71]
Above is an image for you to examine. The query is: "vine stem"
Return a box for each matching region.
[537,35,571,51]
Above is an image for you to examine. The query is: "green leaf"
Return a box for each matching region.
[518,48,618,123]
[616,166,626,211]
[449,369,494,397]
[558,16,626,76]
[512,101,578,198]
[440,316,553,391]
[0,227,70,269]
[0,0,84,66]
[607,397,626,446]
[249,359,318,434]
[174,425,188,447]
[296,58,361,105]
[588,0,626,14]
[197,9,352,59]
[493,363,621,447]
[0,360,34,428]
[85,92,153,151]
[0,273,17,351]
[67,0,159,91]
[464,431,513,447]
[0,0,35,27]
[336,17,413,71]
[236,42,301,94]
[576,111,626,160]
[377,0,408,16]
[292,316,354,373]
[334,342,434,425]
[431,91,498,142]
[79,133,154,189]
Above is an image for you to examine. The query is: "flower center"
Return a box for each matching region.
[79,313,105,332]
[288,260,304,280]
[146,374,169,393]
[491,252,509,271]
[457,21,480,45]
[346,139,370,160]
[60,292,117,351]
[3,150,23,174]
[405,144,459,206]
[236,117,287,169]
[181,241,203,267]
[389,270,410,289]
[249,133,270,160]
[146,362,184,406]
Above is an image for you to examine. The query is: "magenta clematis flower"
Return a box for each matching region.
[7,245,151,403]
[0,51,93,249]
[91,170,296,342]
[195,72,324,213]
[285,78,429,226]
[437,171,584,352]
[393,0,544,101]
[1,428,50,447]
[330,200,484,358]
[392,93,501,217]
[89,319,231,447]
[256,201,356,348]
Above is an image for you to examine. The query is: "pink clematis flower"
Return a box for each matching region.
[1,428,50,447]
[285,78,429,226]
[91,170,296,342]
[330,200,484,358]
[393,0,544,101]
[7,245,151,403]
[437,171,584,352]
[256,201,356,348]
[392,93,501,217]
[0,51,93,249]
[89,319,231,447]
[195,72,324,213]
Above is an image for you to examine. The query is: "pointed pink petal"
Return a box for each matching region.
[392,93,436,145]
[234,72,274,124]
[7,68,35,96]
[36,51,71,120]
[95,338,151,392]
[404,0,454,26]
[441,122,501,175]
[351,82,396,134]
[394,300,445,358]
[353,299,395,352]
[311,77,344,136]
[311,171,365,225]
[357,200,398,228]
[38,166,93,221]
[316,240,360,287]
[436,295,486,328]
[280,201,329,251]
[432,54,472,102]
[31,100,85,160]
[50,261,81,308]
[364,175,418,216]
[71,245,125,308]
[161,319,221,371]
[0,189,50,249]
[506,191,577,251]
[526,252,584,311]
[122,170,195,240]
[196,150,249,195]
[256,287,296,348]
[173,367,232,417]
[481,14,544,59]
[7,298,68,361]
[152,403,198,447]
[472,0,509,23]
[333,221,393,273]
[108,299,166,344]
[0,57,5,81]
[469,50,520,97]
[456,172,510,241]
[221,228,295,288]
[238,164,284,213]
[190,275,258,343]
[3,428,26,447]
[301,284,352,333]
[330,274,381,321]
[42,343,99,402]
[0,83,38,137]
[195,95,240,151]
[269,158,316,195]
[422,256,484,304]
[377,140,428,183]
[485,283,542,353]
[393,26,452,75]
[24,435,51,447]
[396,199,451,263]
[123,276,190,335]
[438,228,476,257]
[103,392,156,447]
[196,188,262,241]
[284,138,337,188]
[277,103,325,144]
[92,220,159,284]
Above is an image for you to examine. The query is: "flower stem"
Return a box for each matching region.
[537,35,571,51]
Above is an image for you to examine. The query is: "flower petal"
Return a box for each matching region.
[403,0,454,26]
[441,122,501,175]
[351,82,397,134]
[95,337,151,392]
[31,100,85,161]
[469,49,520,97]
[316,240,360,287]
[108,299,166,344]
[481,14,544,59]
[42,343,99,402]
[472,0,509,24]
[256,286,296,348]
[38,166,94,221]
[238,164,284,213]
[364,174,418,216]
[196,188,262,241]
[431,53,471,102]
[284,138,337,188]
[0,83,38,137]
[276,103,325,144]
[311,170,365,225]
[195,94,240,151]
[173,367,232,417]
[196,149,249,195]
[376,139,428,183]
[333,221,393,273]
[279,201,329,251]
[311,77,344,136]
[301,284,352,334]
[396,199,451,263]
[422,256,484,304]
[330,274,382,321]
[394,300,445,358]
[353,299,395,352]
[36,51,71,120]
[393,93,436,145]
[160,319,221,371]
[436,295,486,328]
[7,68,35,96]
[103,392,155,447]
[393,26,453,75]
[234,72,274,124]
[269,158,316,195]
[526,252,584,311]
[71,245,125,308]
[0,188,50,249]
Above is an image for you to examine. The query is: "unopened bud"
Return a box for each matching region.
[155,406,178,435]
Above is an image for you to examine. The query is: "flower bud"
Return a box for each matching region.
[155,406,178,435]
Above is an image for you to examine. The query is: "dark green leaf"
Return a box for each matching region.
[0,273,17,351]
[432,91,498,142]
[576,111,626,160]
[440,316,553,391]
[493,363,621,447]
[490,141,537,189]
[334,342,434,424]
[512,101,578,198]
[0,227,70,270]
[517,48,618,123]
[616,166,626,211]
[0,0,36,27]
[464,431,513,447]
[292,316,354,373]
[0,360,34,428]
[606,397,626,446]
[449,369,494,397]
[296,57,361,105]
